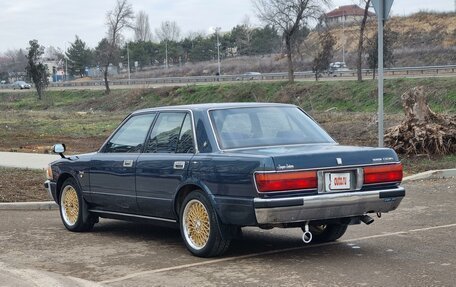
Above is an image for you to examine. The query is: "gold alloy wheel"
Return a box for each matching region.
[183,199,211,250]
[61,186,79,226]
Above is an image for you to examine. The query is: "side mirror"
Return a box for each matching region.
[52,144,66,158]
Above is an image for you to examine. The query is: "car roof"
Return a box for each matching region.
[132,102,296,115]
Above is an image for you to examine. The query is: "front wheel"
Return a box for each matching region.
[59,178,96,232]
[179,191,231,257]
[301,223,348,243]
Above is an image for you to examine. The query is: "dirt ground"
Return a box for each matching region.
[0,112,454,202]
[0,168,48,202]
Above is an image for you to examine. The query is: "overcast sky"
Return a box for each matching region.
[0,0,454,53]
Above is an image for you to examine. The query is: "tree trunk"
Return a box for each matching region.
[103,65,110,94]
[285,36,294,83]
[357,0,371,82]
[37,87,42,100]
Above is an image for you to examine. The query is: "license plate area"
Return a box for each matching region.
[318,168,363,193]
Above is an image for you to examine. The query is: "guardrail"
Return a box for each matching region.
[1,65,455,89]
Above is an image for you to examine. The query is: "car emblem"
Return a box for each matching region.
[336,158,343,165]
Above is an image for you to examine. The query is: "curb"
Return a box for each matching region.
[0,169,454,211]
[0,201,58,211]
[402,168,456,183]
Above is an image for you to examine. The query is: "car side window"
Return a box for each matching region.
[145,112,194,154]
[104,113,156,153]
[176,114,195,153]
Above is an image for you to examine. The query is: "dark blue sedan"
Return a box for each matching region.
[44,103,405,257]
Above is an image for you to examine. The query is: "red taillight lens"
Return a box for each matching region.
[255,171,317,193]
[364,163,403,185]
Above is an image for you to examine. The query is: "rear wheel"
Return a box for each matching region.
[59,178,96,232]
[179,191,231,257]
[301,223,348,243]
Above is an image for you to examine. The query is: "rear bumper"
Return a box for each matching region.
[44,180,58,202]
[254,187,405,225]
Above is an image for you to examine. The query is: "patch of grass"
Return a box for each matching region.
[1,77,455,113]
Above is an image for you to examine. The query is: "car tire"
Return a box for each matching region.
[301,223,348,243]
[179,191,231,257]
[59,178,96,232]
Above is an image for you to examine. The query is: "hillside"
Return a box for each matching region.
[313,12,456,67]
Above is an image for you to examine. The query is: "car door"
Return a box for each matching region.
[90,112,156,213]
[136,112,195,219]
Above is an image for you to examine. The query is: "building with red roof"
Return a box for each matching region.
[324,4,375,26]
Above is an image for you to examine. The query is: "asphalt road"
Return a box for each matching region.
[0,178,455,287]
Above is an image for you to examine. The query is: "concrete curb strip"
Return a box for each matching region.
[0,169,454,211]
[0,201,58,211]
[402,168,456,182]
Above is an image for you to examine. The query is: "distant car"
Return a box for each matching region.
[13,81,31,89]
[328,62,350,76]
[237,72,262,81]
[0,80,6,85]
[44,103,405,257]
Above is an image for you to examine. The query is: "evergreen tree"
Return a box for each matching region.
[25,40,49,100]
[66,36,93,77]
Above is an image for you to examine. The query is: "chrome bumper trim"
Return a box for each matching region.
[254,187,405,225]
[44,180,53,201]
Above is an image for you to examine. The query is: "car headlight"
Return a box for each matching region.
[46,165,53,180]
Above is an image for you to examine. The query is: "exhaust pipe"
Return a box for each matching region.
[360,215,374,225]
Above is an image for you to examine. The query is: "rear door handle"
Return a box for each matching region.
[173,161,185,170]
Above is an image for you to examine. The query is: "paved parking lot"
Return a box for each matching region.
[0,178,455,286]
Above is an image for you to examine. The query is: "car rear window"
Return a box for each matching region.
[209,106,334,149]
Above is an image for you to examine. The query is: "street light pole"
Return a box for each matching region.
[165,22,169,69]
[64,43,68,81]
[216,27,221,76]
[127,42,131,85]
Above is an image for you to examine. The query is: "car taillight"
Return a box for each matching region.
[255,171,317,193]
[364,163,403,185]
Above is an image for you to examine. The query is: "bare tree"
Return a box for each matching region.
[1,49,27,81]
[356,0,372,81]
[253,0,331,83]
[155,21,181,42]
[101,0,134,94]
[134,11,152,42]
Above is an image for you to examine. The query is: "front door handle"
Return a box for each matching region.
[173,161,185,170]
[123,160,134,167]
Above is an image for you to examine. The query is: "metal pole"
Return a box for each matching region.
[216,27,221,76]
[377,0,384,147]
[127,42,130,85]
[64,43,67,81]
[165,40,168,69]
[342,11,345,63]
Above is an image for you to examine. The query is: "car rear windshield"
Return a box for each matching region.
[209,106,335,149]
